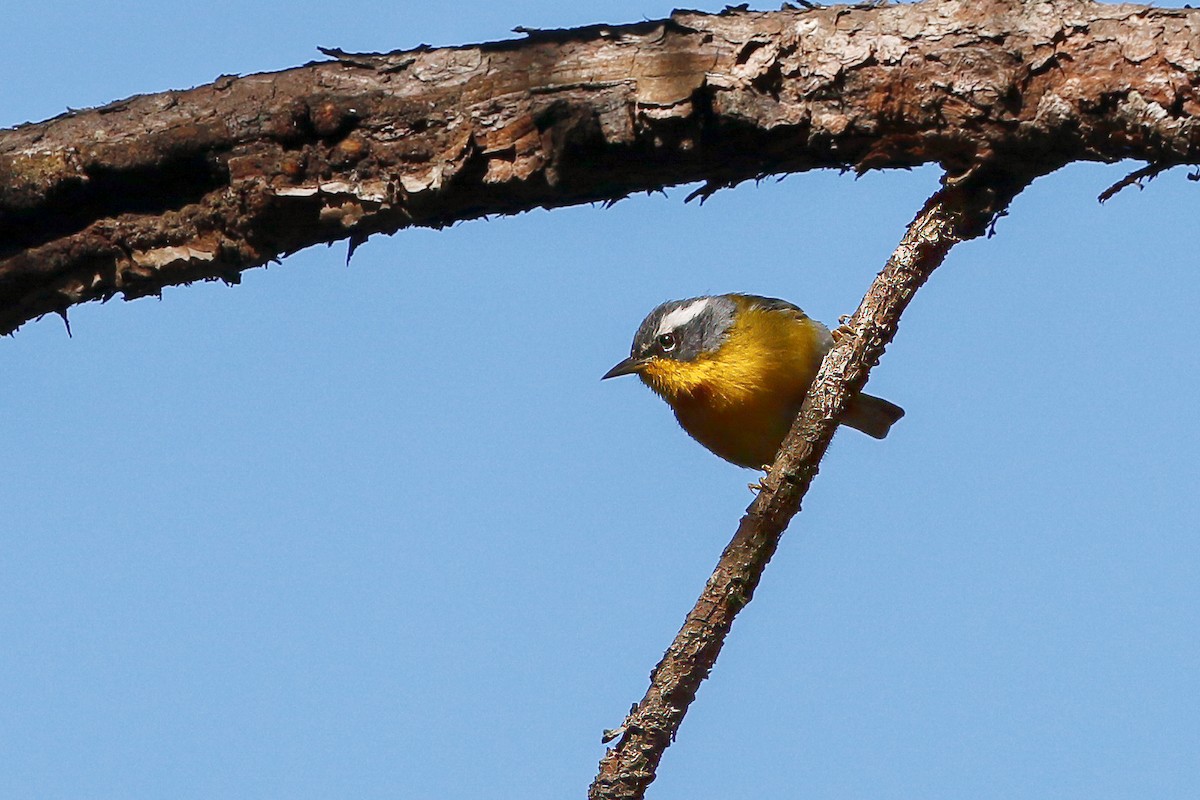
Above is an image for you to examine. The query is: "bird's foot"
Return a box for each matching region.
[830,316,855,344]
[748,465,774,493]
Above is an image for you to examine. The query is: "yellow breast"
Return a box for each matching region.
[638,302,830,467]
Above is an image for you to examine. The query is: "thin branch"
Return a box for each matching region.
[1097,162,1171,204]
[588,166,1034,800]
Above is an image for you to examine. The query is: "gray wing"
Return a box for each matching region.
[740,294,803,314]
[739,294,833,347]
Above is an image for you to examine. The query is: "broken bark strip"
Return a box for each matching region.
[2,0,1200,334]
[587,165,1032,800]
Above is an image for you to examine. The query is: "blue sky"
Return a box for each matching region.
[2,2,1197,798]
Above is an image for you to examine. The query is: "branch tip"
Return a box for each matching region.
[1098,162,1170,204]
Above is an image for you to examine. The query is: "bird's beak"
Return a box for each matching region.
[602,356,650,380]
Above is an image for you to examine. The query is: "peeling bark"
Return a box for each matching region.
[1,0,1199,334]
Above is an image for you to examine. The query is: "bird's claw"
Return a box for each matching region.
[748,465,774,493]
[830,320,855,344]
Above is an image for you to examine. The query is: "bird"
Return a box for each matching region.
[602,294,904,468]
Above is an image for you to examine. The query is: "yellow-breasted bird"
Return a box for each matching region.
[602,294,904,468]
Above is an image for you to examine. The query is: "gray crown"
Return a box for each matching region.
[629,295,738,362]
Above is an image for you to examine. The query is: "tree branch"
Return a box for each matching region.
[4,0,1200,334]
[588,164,1034,800]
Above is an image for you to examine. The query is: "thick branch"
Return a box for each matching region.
[3,0,1200,333]
[587,165,1034,800]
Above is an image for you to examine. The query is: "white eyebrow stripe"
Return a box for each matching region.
[656,298,710,335]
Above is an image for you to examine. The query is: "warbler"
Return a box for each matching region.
[602,294,904,468]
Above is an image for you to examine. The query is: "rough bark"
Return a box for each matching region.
[2,0,1199,334]
[588,165,1032,799]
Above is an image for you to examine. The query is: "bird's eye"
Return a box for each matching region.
[657,332,677,351]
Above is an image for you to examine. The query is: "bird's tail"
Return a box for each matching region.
[842,393,905,439]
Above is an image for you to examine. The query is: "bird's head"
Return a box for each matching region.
[601,295,740,401]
